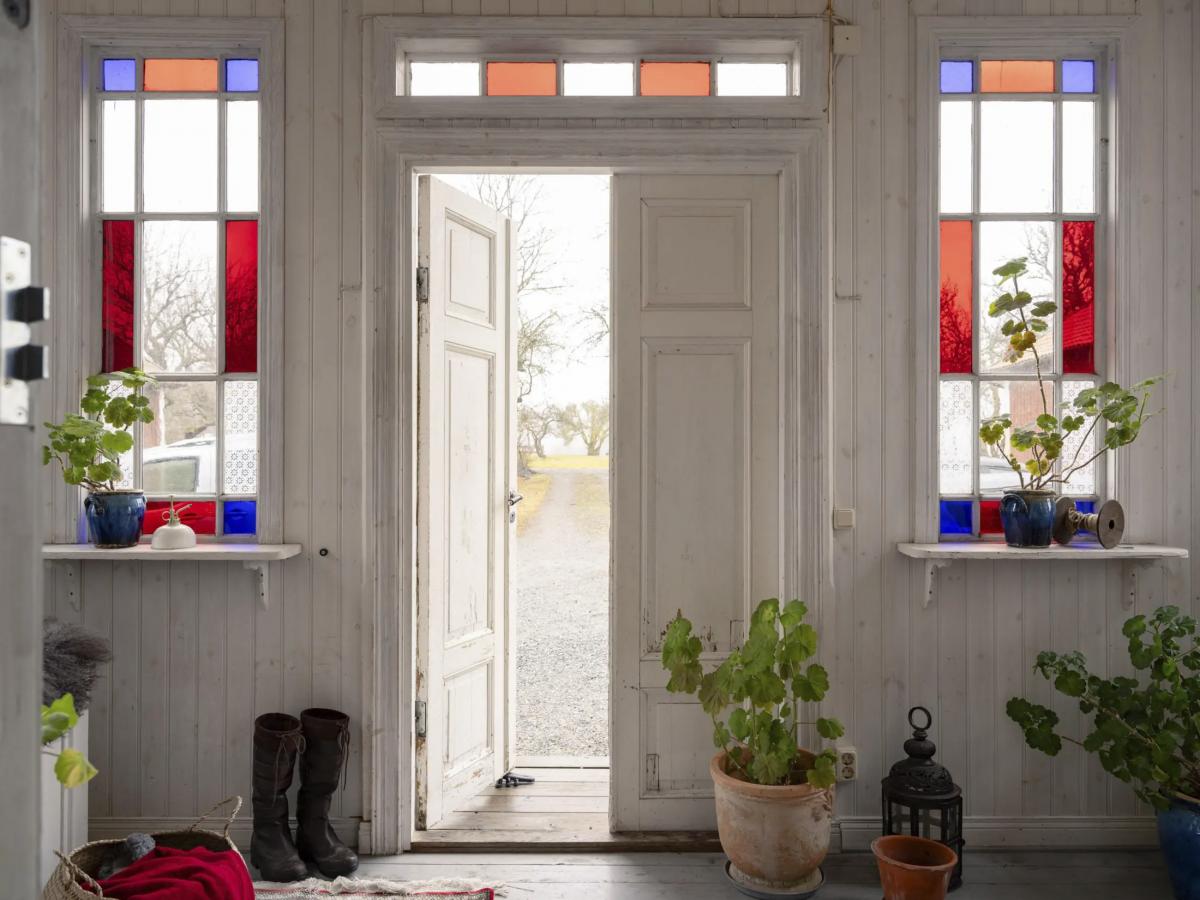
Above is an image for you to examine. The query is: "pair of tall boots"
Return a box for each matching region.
[251,708,359,882]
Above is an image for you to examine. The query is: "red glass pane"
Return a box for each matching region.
[979,500,1004,535]
[225,220,258,373]
[486,62,557,96]
[1062,220,1095,374]
[980,60,1054,93]
[143,58,219,92]
[640,62,710,96]
[144,500,217,536]
[939,220,973,373]
[102,220,134,372]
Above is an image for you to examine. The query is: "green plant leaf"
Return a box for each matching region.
[41,694,79,745]
[806,751,838,789]
[816,717,844,740]
[54,748,98,788]
[1030,300,1058,317]
[992,257,1027,280]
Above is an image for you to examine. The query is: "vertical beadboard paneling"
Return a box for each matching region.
[138,562,170,816]
[195,563,228,812]
[167,562,199,816]
[80,563,114,817]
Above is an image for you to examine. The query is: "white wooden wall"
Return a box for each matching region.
[39,0,1199,847]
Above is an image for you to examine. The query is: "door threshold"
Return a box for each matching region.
[411,831,721,852]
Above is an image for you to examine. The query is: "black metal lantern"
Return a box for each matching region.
[882,706,964,890]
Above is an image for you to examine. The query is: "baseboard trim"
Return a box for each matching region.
[88,817,362,850]
[836,815,1158,850]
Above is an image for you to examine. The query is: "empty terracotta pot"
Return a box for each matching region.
[872,834,958,900]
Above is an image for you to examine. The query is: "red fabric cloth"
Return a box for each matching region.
[90,846,254,900]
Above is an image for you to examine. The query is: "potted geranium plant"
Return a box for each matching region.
[979,257,1160,547]
[43,368,155,548]
[662,598,843,894]
[1007,605,1200,900]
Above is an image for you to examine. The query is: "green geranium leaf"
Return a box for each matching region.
[54,748,98,789]
[1030,300,1058,317]
[816,717,844,740]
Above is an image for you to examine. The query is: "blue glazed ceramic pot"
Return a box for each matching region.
[84,490,146,548]
[999,490,1055,548]
[1159,794,1200,900]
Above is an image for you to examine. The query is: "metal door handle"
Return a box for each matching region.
[507,491,523,523]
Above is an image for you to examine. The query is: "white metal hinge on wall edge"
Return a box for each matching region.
[415,699,427,737]
[416,266,430,303]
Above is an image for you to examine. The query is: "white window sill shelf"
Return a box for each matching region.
[897,542,1189,610]
[41,543,302,609]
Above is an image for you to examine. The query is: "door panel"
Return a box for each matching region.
[612,174,780,831]
[416,176,515,831]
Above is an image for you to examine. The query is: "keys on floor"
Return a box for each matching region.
[495,771,536,788]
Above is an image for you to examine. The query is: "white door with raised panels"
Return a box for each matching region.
[415,176,517,830]
[611,174,781,830]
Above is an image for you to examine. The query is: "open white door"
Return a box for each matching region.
[611,174,781,830]
[415,176,516,831]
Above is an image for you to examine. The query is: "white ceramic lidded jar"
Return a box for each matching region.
[150,498,197,550]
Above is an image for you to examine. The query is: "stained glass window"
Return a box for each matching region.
[639,62,711,96]
[563,63,634,97]
[95,53,262,537]
[486,62,557,96]
[936,57,1102,538]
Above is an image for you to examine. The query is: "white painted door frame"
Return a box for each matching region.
[360,125,829,854]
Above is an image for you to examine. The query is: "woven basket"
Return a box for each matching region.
[42,796,246,899]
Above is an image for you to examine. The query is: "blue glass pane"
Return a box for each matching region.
[223,500,256,535]
[940,499,974,536]
[1062,60,1095,93]
[103,58,136,92]
[1074,500,1096,514]
[940,60,974,94]
[225,59,259,92]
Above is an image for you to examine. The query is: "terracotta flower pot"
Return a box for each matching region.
[872,834,958,900]
[709,750,833,894]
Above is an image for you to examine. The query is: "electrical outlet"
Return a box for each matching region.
[836,744,858,782]
[833,25,862,57]
[833,508,856,530]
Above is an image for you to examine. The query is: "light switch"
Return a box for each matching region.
[833,25,862,56]
[833,508,856,530]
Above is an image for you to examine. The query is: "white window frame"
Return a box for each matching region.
[913,16,1137,543]
[49,16,284,544]
[368,17,827,120]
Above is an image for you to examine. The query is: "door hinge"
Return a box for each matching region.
[645,753,660,793]
[416,266,430,303]
[415,699,427,738]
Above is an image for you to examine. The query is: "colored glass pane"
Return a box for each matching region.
[1062,101,1095,213]
[103,58,136,92]
[1062,60,1095,93]
[563,62,634,96]
[225,59,259,92]
[142,381,217,494]
[980,101,1053,213]
[939,60,973,94]
[715,63,787,97]
[225,220,259,373]
[223,380,258,494]
[409,62,480,96]
[101,100,135,212]
[143,99,218,212]
[979,60,1054,93]
[939,101,972,213]
[102,220,134,372]
[939,380,973,494]
[142,220,218,373]
[640,62,710,96]
[1074,500,1096,514]
[1061,380,1098,496]
[940,499,973,536]
[223,500,256,535]
[1062,221,1095,374]
[979,500,1004,535]
[486,62,557,97]
[939,220,973,373]
[143,58,219,92]
[978,221,1054,375]
[978,380,1050,494]
[144,500,217,536]
[226,100,259,212]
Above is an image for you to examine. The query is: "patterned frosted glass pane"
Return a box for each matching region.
[1062,220,1095,374]
[143,59,218,92]
[940,60,973,94]
[939,380,974,494]
[563,63,634,96]
[409,62,480,96]
[979,500,1004,535]
[102,100,135,212]
[144,500,216,535]
[225,220,258,373]
[716,63,787,96]
[640,62,710,96]
[1062,60,1095,94]
[142,220,218,373]
[103,59,136,92]
[486,62,557,96]
[223,380,258,495]
[980,102,1053,213]
[939,220,973,373]
[939,102,973,214]
[226,101,259,213]
[940,500,973,536]
[980,60,1054,93]
[142,381,217,495]
[102,220,134,372]
[225,59,259,92]
[1060,380,1097,496]
[144,99,218,212]
[978,380,1050,494]
[223,500,256,535]
[978,221,1054,375]
[1062,101,1096,214]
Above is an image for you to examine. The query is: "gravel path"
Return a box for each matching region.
[515,465,609,759]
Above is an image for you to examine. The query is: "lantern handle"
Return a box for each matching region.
[908,705,932,733]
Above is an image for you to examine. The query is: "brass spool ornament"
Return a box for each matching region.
[1052,497,1125,549]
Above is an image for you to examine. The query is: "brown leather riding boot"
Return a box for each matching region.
[295,708,359,876]
[250,713,309,882]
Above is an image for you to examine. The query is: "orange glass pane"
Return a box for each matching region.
[979,60,1054,93]
[486,62,557,96]
[144,58,219,92]
[640,62,710,96]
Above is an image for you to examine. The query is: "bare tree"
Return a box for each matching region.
[518,403,561,459]
[558,400,610,456]
[141,223,218,374]
[517,310,564,404]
